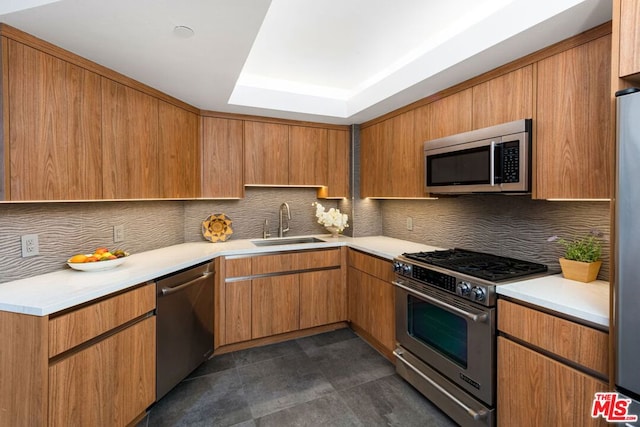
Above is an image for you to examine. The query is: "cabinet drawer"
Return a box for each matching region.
[497,299,608,377]
[348,249,394,282]
[252,253,293,275]
[48,283,155,357]
[293,249,340,270]
[225,257,252,278]
[251,249,341,275]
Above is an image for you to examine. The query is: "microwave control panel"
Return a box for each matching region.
[502,140,520,183]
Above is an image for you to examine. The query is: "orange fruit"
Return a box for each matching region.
[85,256,99,262]
[94,247,109,255]
[68,254,88,263]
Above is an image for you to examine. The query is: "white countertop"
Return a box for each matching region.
[0,235,441,316]
[497,274,610,328]
[0,234,610,328]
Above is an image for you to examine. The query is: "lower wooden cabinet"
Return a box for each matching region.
[347,249,395,359]
[48,316,155,427]
[219,248,347,347]
[497,299,609,427]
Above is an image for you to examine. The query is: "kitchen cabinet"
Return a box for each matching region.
[415,88,473,142]
[102,78,160,199]
[535,34,612,199]
[618,0,640,77]
[218,248,346,348]
[361,110,422,198]
[347,249,395,359]
[244,121,289,185]
[201,116,244,198]
[0,283,156,427]
[5,39,102,201]
[497,299,609,427]
[158,101,200,198]
[289,125,328,186]
[324,129,350,198]
[472,66,534,129]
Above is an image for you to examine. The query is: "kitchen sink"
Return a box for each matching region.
[251,237,326,247]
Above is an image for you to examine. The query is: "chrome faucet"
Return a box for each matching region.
[263,219,271,239]
[278,202,291,237]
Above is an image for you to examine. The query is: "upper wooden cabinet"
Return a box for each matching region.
[158,101,200,198]
[201,116,244,198]
[6,39,102,201]
[244,121,289,185]
[416,88,473,142]
[472,66,534,129]
[325,129,350,198]
[102,79,160,199]
[289,125,328,186]
[619,0,640,77]
[535,34,612,199]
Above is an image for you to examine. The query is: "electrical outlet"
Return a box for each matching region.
[406,217,413,231]
[21,234,39,257]
[113,225,125,243]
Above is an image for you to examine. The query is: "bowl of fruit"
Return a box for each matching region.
[67,248,130,272]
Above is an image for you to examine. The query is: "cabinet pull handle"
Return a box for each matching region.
[160,272,214,296]
[394,349,489,422]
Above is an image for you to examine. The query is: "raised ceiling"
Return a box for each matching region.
[0,0,611,124]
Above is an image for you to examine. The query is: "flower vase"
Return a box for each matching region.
[326,226,340,238]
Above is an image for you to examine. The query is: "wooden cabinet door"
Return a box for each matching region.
[289,126,327,185]
[535,35,612,199]
[225,280,252,344]
[158,101,200,198]
[325,129,350,198]
[102,79,160,199]
[300,269,346,329]
[48,317,155,427]
[347,266,369,332]
[619,0,640,77]
[472,66,534,129]
[244,121,288,185]
[201,117,244,198]
[7,40,102,201]
[416,88,473,142]
[251,275,299,338]
[497,337,608,427]
[359,121,386,197]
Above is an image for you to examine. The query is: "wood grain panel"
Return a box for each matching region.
[300,269,346,329]
[251,275,299,339]
[251,253,293,275]
[389,110,422,197]
[243,121,288,185]
[288,125,327,186]
[225,280,252,344]
[359,122,385,197]
[293,249,341,270]
[619,0,640,77]
[472,66,534,129]
[535,35,612,199]
[158,101,200,198]
[415,88,473,142]
[8,40,102,201]
[101,78,160,199]
[201,117,244,198]
[348,249,394,282]
[48,317,155,427]
[498,299,608,377]
[48,283,155,357]
[0,311,48,427]
[497,337,608,427]
[225,257,252,278]
[325,129,350,198]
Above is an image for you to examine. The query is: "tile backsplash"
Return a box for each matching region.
[0,190,610,284]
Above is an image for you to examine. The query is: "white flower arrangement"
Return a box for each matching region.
[313,202,349,232]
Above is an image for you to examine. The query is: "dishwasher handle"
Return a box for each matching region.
[160,272,214,296]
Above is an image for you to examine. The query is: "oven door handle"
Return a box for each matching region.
[393,348,489,421]
[490,140,496,187]
[392,280,488,323]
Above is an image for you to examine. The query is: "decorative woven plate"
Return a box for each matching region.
[202,213,233,242]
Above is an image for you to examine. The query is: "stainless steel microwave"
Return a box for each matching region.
[424,119,532,194]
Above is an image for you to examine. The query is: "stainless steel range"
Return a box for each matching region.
[392,248,548,427]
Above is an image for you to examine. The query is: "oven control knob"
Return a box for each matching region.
[393,261,403,272]
[457,281,471,297]
[471,286,486,302]
[402,264,412,275]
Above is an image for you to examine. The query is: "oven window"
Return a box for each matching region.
[407,295,467,368]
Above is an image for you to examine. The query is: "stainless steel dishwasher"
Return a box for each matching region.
[156,260,214,400]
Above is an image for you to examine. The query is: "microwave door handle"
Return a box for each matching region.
[490,140,496,186]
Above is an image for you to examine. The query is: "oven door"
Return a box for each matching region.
[394,278,495,406]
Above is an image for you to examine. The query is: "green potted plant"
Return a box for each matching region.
[548,230,603,282]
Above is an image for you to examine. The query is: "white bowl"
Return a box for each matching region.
[67,256,127,272]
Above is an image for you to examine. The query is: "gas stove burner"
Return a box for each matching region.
[402,248,547,282]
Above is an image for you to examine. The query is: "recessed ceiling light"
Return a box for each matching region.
[173,25,195,39]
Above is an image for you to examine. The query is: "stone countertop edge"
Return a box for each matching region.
[0,235,610,328]
[496,275,610,328]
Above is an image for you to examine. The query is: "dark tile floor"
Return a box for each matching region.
[146,328,457,426]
